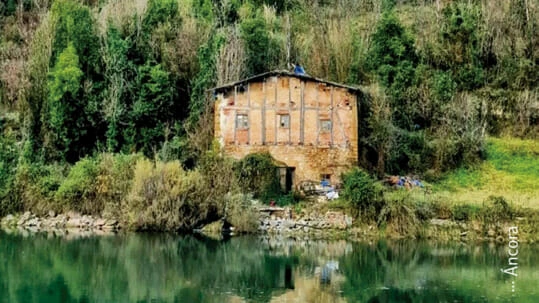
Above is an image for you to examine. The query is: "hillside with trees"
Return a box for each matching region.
[0,0,537,229]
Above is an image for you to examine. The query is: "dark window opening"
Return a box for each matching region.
[279,114,290,128]
[320,120,331,132]
[236,114,248,129]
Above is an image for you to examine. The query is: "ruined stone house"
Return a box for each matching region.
[212,70,362,192]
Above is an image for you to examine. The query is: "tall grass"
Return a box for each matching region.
[434,137,539,209]
[224,193,259,233]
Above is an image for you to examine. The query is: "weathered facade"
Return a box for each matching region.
[212,71,362,190]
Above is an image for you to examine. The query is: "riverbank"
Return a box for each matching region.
[253,204,538,243]
[0,211,119,233]
[3,202,538,243]
[1,138,538,242]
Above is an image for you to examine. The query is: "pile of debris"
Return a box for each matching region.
[297,180,340,200]
[385,175,425,190]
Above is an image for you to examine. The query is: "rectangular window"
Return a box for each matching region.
[236,114,248,129]
[320,119,331,132]
[279,114,290,128]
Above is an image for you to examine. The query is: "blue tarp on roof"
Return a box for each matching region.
[294,65,306,75]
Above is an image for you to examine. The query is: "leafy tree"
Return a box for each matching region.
[439,3,483,90]
[363,87,395,177]
[192,0,214,23]
[142,0,179,33]
[46,0,104,162]
[367,11,418,129]
[241,15,280,75]
[51,0,100,78]
[188,33,223,128]
[23,14,55,161]
[49,44,82,107]
[102,25,131,152]
[125,63,175,156]
[47,43,85,161]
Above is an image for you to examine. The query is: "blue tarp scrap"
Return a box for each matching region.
[294,64,306,75]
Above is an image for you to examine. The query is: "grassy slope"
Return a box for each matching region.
[434,137,539,209]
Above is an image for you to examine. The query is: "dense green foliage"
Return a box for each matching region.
[341,168,383,219]
[0,0,537,225]
[47,43,86,161]
[338,139,539,235]
[0,135,18,214]
[235,152,282,201]
[240,14,280,75]
[0,151,243,230]
[367,11,418,129]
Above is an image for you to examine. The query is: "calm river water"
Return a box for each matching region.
[0,230,538,303]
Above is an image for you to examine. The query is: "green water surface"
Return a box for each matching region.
[0,230,537,303]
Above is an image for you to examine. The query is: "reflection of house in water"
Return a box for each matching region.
[273,262,295,290]
[212,70,363,191]
[270,264,346,303]
[317,260,339,284]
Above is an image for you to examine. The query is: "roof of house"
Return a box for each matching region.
[211,70,361,93]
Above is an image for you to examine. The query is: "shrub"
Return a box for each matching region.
[124,159,222,231]
[480,195,514,223]
[275,192,300,206]
[428,199,453,219]
[198,145,240,206]
[225,193,259,233]
[378,191,420,237]
[96,153,142,219]
[341,167,383,220]
[0,135,18,215]
[8,162,66,215]
[235,152,281,200]
[415,200,436,221]
[55,157,99,214]
[452,204,480,221]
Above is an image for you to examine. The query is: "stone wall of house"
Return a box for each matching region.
[214,74,360,185]
[223,144,356,186]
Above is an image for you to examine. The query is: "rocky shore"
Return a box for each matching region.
[258,207,353,234]
[0,211,120,232]
[2,208,535,243]
[1,208,355,237]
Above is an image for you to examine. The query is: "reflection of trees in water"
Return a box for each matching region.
[2,232,538,303]
[337,241,539,303]
[365,286,470,303]
[0,232,304,303]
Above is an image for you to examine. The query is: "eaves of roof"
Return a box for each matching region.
[211,70,361,93]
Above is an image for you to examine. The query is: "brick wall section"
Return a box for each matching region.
[214,74,359,186]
